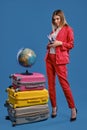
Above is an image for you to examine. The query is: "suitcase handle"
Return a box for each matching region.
[16,77,21,81]
[9,74,13,78]
[9,74,21,81]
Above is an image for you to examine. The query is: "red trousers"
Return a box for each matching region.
[46,53,75,108]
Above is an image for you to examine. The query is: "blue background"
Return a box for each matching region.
[0,0,87,129]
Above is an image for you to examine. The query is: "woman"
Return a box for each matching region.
[45,9,77,121]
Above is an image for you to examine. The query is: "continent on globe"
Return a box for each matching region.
[17,48,36,67]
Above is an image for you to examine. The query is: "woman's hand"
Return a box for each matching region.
[47,40,62,48]
[47,43,51,49]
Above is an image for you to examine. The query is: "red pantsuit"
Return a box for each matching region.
[46,54,75,108]
[45,25,76,109]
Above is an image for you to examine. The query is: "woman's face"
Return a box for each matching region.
[53,15,61,27]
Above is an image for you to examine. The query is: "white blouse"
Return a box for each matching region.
[49,27,61,54]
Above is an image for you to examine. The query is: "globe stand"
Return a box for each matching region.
[26,70,29,74]
[21,69,33,75]
[26,69,32,75]
[25,69,33,75]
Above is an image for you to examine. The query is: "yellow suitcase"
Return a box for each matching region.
[6,88,49,108]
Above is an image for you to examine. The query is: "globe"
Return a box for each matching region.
[17,48,36,67]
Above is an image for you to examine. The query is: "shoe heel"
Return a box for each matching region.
[51,107,57,118]
[70,108,77,122]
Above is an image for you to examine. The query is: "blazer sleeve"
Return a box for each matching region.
[60,26,74,51]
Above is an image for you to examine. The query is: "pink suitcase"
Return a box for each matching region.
[9,85,45,92]
[9,72,46,91]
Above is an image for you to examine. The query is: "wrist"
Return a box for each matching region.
[59,41,62,45]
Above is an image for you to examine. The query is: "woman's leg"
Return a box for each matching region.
[55,64,77,121]
[46,60,56,107]
[55,64,75,108]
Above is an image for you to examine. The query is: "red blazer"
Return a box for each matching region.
[45,25,74,65]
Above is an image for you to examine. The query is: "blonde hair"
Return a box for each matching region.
[52,9,68,31]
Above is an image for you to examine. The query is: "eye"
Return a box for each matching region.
[57,18,60,20]
[53,18,60,21]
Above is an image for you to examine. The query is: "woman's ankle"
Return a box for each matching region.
[71,108,77,118]
[52,107,57,111]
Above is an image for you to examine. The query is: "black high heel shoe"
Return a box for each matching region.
[51,107,57,118]
[51,113,57,118]
[70,108,77,122]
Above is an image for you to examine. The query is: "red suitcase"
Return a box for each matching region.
[9,72,46,91]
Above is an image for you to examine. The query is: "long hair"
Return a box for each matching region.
[52,9,68,31]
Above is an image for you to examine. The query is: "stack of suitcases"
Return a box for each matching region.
[4,71,49,126]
